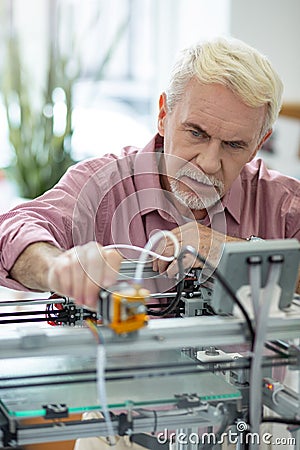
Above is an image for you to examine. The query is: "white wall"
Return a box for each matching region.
[230,0,300,101]
[150,0,231,130]
[230,0,300,178]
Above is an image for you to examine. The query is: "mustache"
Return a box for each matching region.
[175,167,224,191]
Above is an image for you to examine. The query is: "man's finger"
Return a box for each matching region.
[101,249,124,288]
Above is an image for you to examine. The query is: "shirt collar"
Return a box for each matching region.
[133,135,181,222]
[222,175,242,225]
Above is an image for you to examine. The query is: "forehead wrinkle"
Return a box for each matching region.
[185,109,254,143]
[179,81,264,143]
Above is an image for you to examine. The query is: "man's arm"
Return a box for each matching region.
[10,242,63,291]
[10,241,123,310]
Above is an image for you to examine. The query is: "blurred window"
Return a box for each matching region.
[0,0,230,165]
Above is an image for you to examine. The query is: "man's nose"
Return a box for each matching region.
[195,139,222,174]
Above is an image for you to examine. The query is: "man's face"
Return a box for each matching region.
[158,79,270,219]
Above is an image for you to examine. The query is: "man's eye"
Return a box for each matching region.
[190,130,206,138]
[226,141,243,150]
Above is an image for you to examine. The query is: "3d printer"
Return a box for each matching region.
[0,237,299,450]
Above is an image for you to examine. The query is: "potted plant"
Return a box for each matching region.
[1,0,128,199]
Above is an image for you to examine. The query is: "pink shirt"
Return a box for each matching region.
[0,134,299,290]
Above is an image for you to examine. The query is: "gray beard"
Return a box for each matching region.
[170,181,220,209]
[170,167,224,210]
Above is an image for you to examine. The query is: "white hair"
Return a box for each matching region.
[165,37,283,136]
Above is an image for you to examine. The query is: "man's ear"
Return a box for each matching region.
[157,93,168,136]
[248,129,273,162]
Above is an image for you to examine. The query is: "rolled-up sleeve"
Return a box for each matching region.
[0,157,109,290]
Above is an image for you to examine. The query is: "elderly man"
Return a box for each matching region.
[0,36,299,306]
[0,36,299,450]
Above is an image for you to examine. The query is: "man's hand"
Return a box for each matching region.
[153,224,300,295]
[10,241,123,310]
[47,242,123,310]
[153,222,240,276]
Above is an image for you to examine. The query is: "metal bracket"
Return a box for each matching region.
[43,404,69,419]
[289,344,300,370]
[118,412,133,436]
[174,393,201,408]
